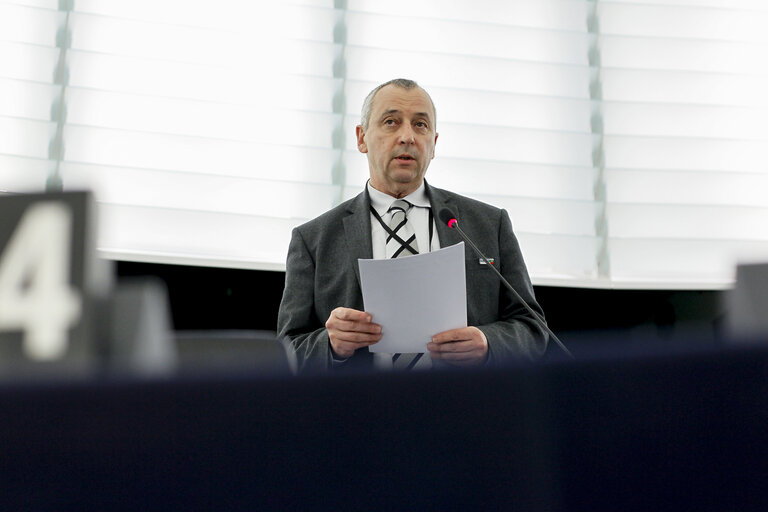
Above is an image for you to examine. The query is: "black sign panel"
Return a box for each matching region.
[0,191,109,375]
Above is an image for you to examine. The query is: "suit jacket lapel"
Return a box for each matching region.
[426,182,463,250]
[342,191,373,287]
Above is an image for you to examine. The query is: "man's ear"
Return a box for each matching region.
[355,125,367,153]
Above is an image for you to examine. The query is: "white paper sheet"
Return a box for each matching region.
[358,242,467,354]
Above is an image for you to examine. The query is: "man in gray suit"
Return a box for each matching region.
[278,78,548,374]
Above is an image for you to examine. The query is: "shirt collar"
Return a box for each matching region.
[367,180,430,216]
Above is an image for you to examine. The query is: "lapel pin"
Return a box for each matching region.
[479,258,495,266]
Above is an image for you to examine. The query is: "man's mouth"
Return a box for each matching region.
[395,154,415,161]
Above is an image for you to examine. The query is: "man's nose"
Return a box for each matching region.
[398,124,415,144]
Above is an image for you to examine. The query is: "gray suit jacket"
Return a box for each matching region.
[277,181,548,374]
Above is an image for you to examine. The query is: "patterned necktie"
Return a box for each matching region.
[386,199,419,258]
[385,199,429,371]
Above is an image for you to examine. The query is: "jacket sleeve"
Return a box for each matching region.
[276,227,332,374]
[476,209,549,363]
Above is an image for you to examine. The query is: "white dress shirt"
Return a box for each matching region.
[367,181,440,258]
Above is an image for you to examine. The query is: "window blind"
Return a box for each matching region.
[598,0,768,288]
[2,0,342,270]
[0,1,61,191]
[340,0,600,286]
[3,0,768,289]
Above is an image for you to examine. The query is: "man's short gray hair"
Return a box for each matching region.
[360,78,436,130]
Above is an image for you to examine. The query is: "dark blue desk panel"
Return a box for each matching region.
[1,342,767,511]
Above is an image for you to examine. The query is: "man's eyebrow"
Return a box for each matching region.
[379,109,401,119]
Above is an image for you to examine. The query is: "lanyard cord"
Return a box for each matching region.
[366,188,434,253]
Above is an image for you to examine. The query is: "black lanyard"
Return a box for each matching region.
[366,189,434,253]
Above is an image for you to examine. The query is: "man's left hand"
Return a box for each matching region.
[427,326,488,367]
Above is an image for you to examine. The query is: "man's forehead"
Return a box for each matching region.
[372,86,434,119]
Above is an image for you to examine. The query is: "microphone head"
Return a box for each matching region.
[438,208,458,228]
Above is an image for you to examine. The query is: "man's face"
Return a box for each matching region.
[356,85,438,198]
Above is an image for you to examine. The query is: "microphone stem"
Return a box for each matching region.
[453,222,574,359]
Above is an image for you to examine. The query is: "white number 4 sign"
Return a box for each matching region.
[0,202,82,360]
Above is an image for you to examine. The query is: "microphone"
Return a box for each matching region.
[439,208,573,359]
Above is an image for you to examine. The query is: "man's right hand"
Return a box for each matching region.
[326,307,382,359]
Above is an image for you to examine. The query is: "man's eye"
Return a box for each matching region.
[384,119,396,126]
